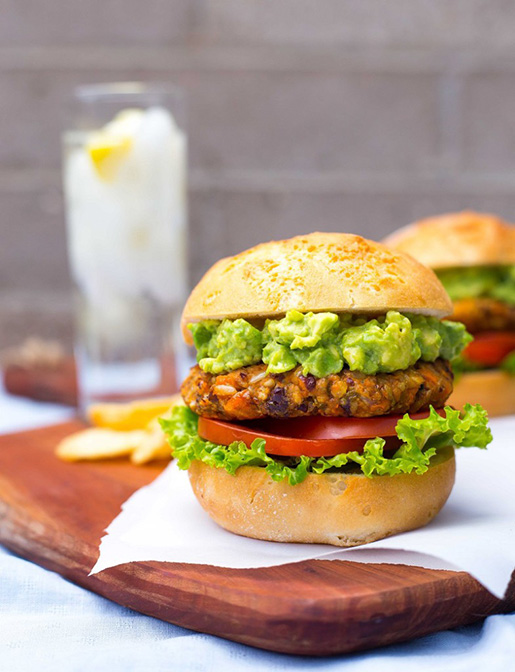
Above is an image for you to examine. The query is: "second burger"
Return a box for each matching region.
[384,211,515,415]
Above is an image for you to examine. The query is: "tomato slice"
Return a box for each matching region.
[464,331,515,367]
[198,410,444,458]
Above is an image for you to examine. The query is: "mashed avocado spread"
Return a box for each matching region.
[189,310,471,377]
[436,265,515,304]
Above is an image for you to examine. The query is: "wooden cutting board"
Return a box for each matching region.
[0,422,513,656]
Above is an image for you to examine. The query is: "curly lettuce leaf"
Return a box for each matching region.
[161,404,492,486]
[501,351,515,375]
[452,349,515,378]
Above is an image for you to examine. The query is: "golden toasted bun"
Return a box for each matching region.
[182,232,452,343]
[448,370,515,417]
[188,448,455,547]
[383,211,515,269]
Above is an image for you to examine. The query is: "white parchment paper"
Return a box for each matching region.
[91,416,515,599]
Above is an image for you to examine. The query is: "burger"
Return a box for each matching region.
[161,233,491,547]
[384,211,515,416]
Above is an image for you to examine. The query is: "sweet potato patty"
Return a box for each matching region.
[181,359,453,421]
[451,298,515,333]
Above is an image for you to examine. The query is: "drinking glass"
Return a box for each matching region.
[62,82,187,412]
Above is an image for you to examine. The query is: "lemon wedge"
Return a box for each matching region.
[86,109,143,181]
[87,134,132,180]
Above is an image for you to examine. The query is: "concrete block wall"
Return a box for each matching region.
[2,1,515,347]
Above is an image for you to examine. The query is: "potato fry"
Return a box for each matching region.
[57,394,184,464]
[131,417,172,465]
[88,394,182,431]
[56,428,147,462]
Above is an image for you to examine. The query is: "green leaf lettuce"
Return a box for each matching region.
[160,404,492,486]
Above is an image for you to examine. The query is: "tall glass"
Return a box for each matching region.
[62,83,187,412]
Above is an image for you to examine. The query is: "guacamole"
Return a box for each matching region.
[189,318,262,375]
[189,310,471,377]
[436,265,515,304]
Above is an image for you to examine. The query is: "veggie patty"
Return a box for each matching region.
[181,359,453,421]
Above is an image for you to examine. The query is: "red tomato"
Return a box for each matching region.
[197,410,444,458]
[464,332,515,367]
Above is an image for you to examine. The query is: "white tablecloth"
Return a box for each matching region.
[1,383,514,672]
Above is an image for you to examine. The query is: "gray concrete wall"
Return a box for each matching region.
[2,1,515,346]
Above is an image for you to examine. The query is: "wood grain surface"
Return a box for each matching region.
[3,360,78,406]
[0,421,513,656]
[2,353,177,407]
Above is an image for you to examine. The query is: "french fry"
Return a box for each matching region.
[130,417,172,465]
[56,428,147,462]
[87,394,182,431]
[56,394,184,463]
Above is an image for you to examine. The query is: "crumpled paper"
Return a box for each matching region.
[91,416,515,599]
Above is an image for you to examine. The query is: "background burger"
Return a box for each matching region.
[384,211,515,416]
[161,233,491,547]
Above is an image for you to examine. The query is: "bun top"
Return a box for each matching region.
[383,211,515,269]
[181,232,452,343]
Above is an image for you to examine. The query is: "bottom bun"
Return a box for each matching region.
[449,370,515,417]
[188,447,456,547]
